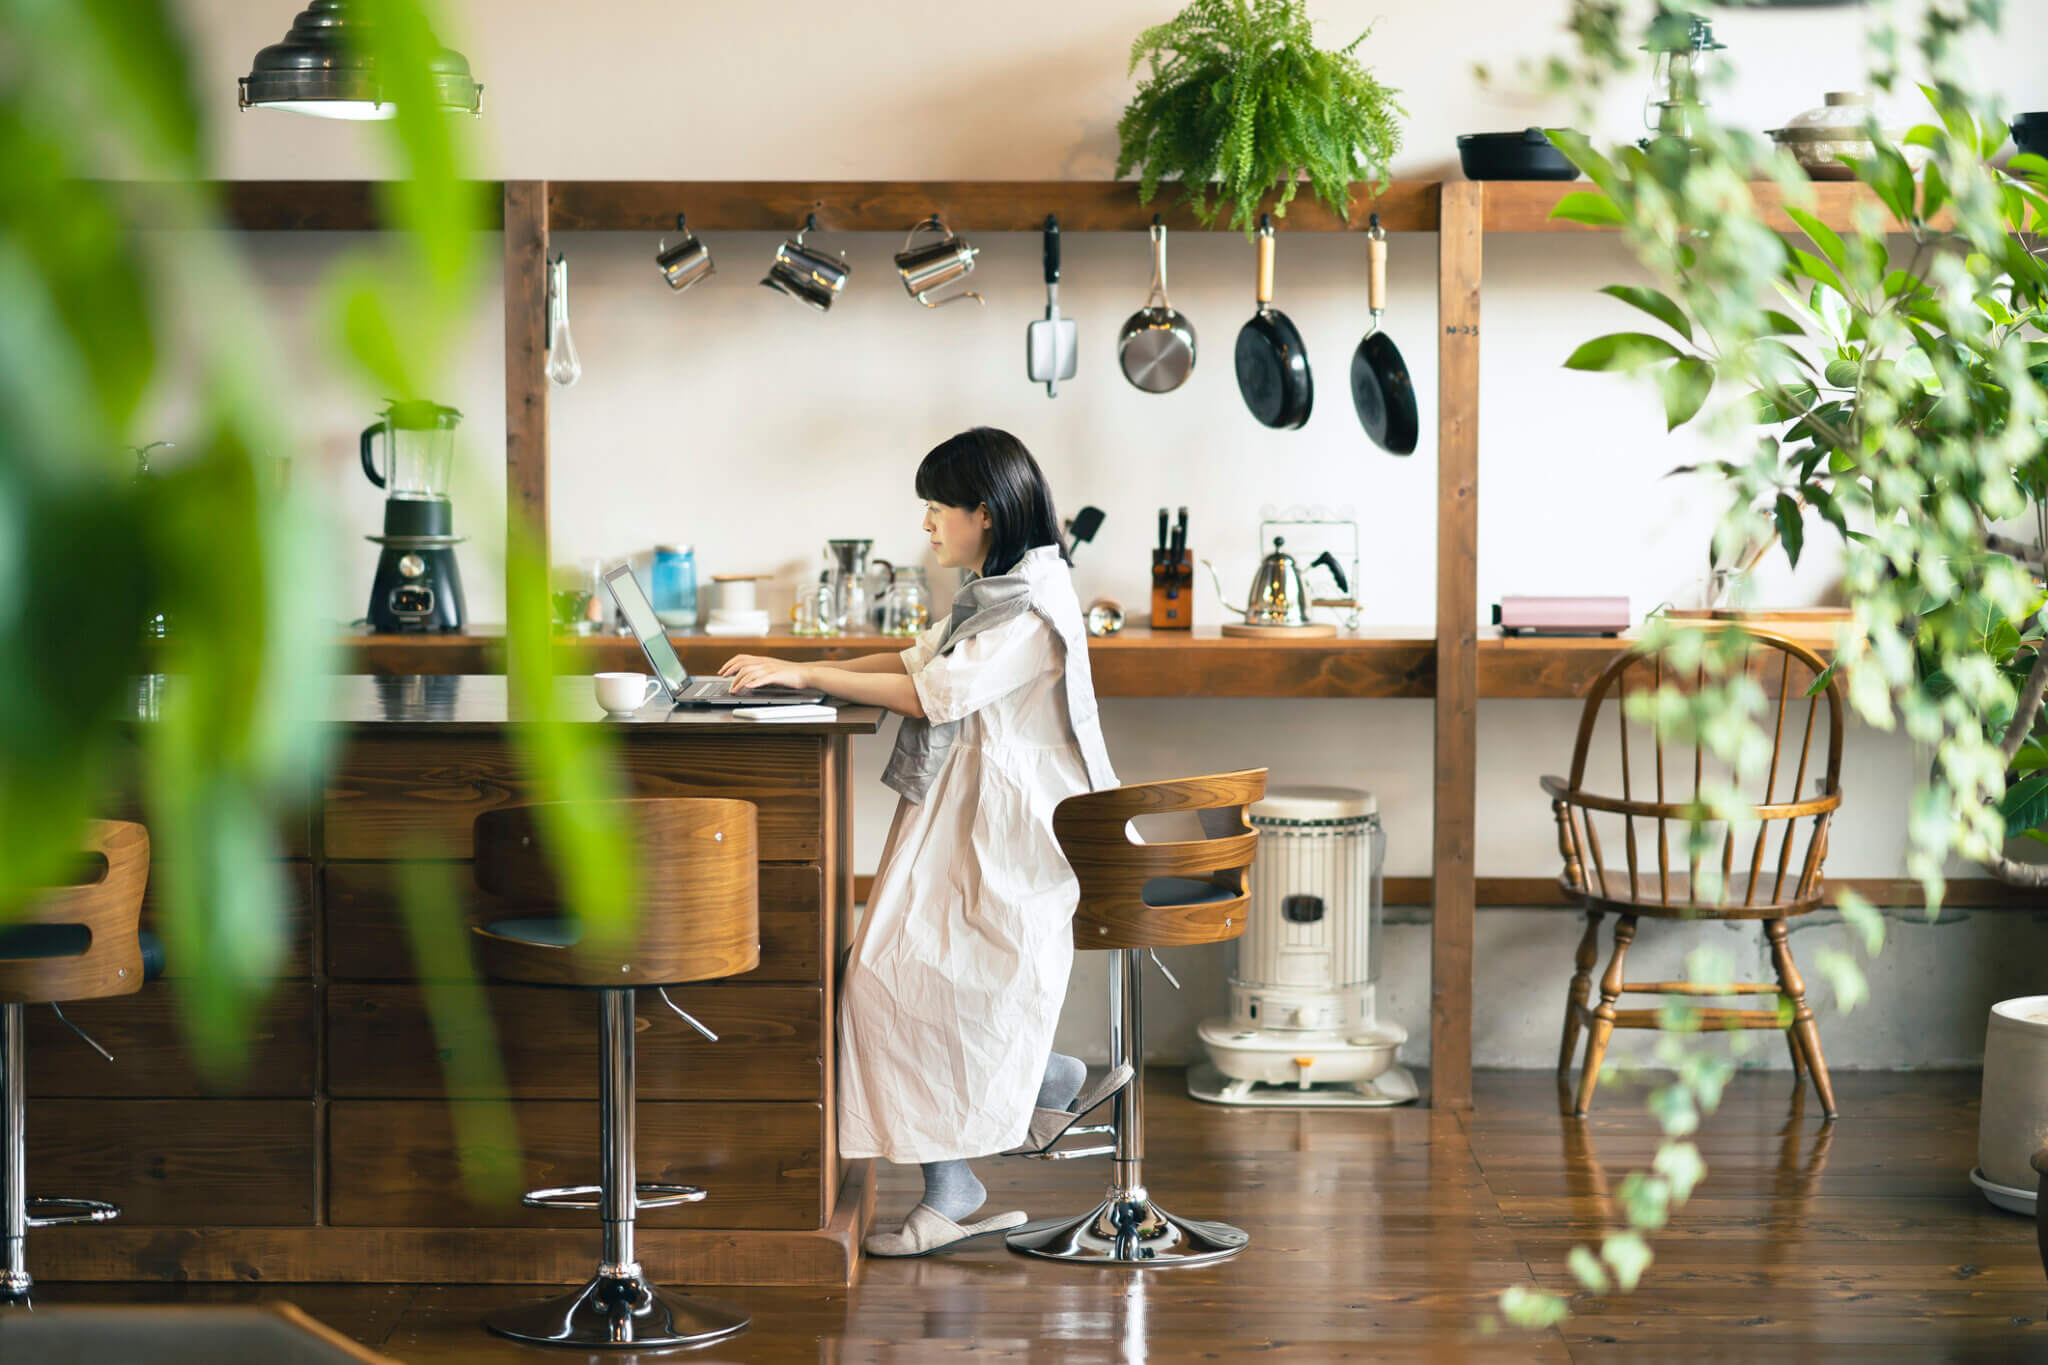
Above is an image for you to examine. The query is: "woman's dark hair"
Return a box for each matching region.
[915,427,1068,578]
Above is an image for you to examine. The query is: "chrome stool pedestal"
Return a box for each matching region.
[1008,949,1248,1267]
[4,1002,125,1305]
[484,989,748,1350]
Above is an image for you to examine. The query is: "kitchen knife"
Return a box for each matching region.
[1158,507,1169,555]
[1166,510,1186,600]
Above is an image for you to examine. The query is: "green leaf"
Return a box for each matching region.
[1547,128,1620,199]
[2014,741,2048,774]
[1823,357,1861,388]
[1998,771,2048,838]
[1652,1142,1707,1203]
[1601,284,1693,342]
[1659,356,1714,429]
[1784,206,1846,273]
[2010,152,2048,183]
[1565,332,1683,372]
[1499,1286,1571,1330]
[1921,158,1951,223]
[1759,311,1807,338]
[1775,493,1805,569]
[1549,190,1625,227]
[1790,248,1847,300]
[1603,1232,1654,1293]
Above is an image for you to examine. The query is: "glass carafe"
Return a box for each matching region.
[361,401,461,499]
[824,538,873,634]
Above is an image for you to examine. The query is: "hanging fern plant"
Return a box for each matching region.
[1115,0,1405,236]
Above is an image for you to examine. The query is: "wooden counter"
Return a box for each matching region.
[335,623,1844,700]
[34,677,885,1287]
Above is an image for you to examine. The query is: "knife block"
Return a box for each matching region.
[1150,548,1193,630]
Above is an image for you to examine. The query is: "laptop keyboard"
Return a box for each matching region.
[681,678,734,699]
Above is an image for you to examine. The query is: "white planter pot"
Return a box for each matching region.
[1978,996,2048,1209]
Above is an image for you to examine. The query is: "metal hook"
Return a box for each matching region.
[656,987,718,1042]
[49,1002,114,1062]
[676,212,687,233]
[1148,949,1182,991]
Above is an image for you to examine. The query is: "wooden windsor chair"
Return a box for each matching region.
[1544,628,1844,1120]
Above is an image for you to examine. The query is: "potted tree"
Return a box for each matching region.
[1115,0,1405,234]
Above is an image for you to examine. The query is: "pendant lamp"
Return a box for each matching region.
[238,0,481,120]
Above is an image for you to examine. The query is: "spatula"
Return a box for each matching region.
[1026,215,1077,396]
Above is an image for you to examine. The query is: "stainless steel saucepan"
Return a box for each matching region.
[1119,218,1196,393]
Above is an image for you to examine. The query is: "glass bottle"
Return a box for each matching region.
[650,544,698,628]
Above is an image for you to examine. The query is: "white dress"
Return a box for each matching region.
[837,608,1103,1164]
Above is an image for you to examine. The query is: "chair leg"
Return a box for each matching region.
[1008,948,1248,1266]
[484,989,749,1348]
[1786,1023,1808,1076]
[1559,910,1605,1076]
[1574,915,1636,1119]
[1766,920,1837,1121]
[3,1004,27,1305]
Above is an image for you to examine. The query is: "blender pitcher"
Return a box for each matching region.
[361,401,461,500]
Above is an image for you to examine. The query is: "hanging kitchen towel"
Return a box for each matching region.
[882,546,1115,804]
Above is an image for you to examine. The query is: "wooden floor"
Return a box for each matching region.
[24,1069,2043,1362]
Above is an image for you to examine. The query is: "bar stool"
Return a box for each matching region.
[1008,768,1267,1267]
[470,797,759,1350]
[0,820,162,1305]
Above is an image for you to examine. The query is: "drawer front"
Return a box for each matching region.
[27,984,318,1098]
[327,984,822,1101]
[324,734,824,861]
[28,1100,315,1225]
[328,1100,825,1230]
[141,860,314,980]
[323,862,823,983]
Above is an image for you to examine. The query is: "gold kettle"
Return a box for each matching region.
[1203,537,1349,628]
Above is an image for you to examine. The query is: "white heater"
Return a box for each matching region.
[1189,785,1415,1106]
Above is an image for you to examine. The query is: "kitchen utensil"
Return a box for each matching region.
[762,214,850,311]
[823,538,872,633]
[1202,536,1348,630]
[1456,128,1582,181]
[1234,216,1313,430]
[1027,215,1078,396]
[792,575,839,636]
[1151,507,1192,629]
[361,401,467,633]
[894,214,982,308]
[593,672,662,715]
[1766,92,1927,180]
[1119,218,1197,394]
[1350,215,1418,456]
[655,213,714,291]
[545,253,580,386]
[1063,504,1104,555]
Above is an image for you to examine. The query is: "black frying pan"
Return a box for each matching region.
[1234,214,1312,430]
[1350,213,1418,455]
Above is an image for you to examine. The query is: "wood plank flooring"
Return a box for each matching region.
[21,1069,2041,1362]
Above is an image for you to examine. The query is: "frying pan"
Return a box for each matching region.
[1234,215,1312,430]
[1119,218,1196,393]
[1350,214,1418,455]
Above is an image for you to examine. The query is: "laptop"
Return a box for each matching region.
[603,564,827,707]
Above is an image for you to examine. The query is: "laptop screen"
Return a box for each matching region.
[603,565,690,700]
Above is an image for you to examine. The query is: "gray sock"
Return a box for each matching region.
[1036,1052,1086,1111]
[921,1159,985,1223]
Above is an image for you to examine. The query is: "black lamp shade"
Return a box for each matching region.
[238,0,481,119]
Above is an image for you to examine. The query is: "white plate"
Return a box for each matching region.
[1970,1166,2037,1216]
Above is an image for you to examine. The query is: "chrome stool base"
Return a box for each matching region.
[25,1196,121,1228]
[484,1268,749,1350]
[1006,1194,1248,1267]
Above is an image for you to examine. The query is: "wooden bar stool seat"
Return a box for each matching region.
[469,798,758,1351]
[1546,629,1844,1120]
[1008,769,1267,1268]
[0,820,161,1306]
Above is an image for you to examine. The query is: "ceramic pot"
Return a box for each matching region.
[1766,91,1927,181]
[1979,996,2048,1204]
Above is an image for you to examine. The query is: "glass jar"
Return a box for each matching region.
[882,568,932,636]
[792,575,841,637]
[650,544,698,628]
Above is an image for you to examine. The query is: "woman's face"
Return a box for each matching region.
[923,499,992,571]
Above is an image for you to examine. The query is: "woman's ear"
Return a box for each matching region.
[977,504,993,529]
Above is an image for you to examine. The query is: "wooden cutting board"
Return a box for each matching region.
[1221,621,1339,639]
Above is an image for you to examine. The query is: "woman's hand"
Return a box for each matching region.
[717,654,782,679]
[726,658,812,693]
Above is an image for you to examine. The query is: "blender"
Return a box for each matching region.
[362,401,467,632]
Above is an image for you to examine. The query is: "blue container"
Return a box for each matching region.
[650,544,698,627]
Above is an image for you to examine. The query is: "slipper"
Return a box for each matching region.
[1002,1062,1135,1157]
[864,1202,1028,1258]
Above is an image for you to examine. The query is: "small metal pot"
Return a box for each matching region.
[655,213,714,291]
[893,215,982,308]
[762,214,850,311]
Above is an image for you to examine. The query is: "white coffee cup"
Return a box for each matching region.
[594,672,661,715]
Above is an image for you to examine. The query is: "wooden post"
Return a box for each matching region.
[1432,182,1481,1112]
[503,180,550,619]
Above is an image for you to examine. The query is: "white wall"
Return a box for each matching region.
[166,0,2048,1072]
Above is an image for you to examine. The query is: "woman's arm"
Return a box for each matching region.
[719,650,906,678]
[724,658,925,718]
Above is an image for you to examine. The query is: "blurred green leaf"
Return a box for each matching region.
[1498,1286,1571,1330]
[1566,332,1683,372]
[1660,356,1714,430]
[1601,284,1693,342]
[1549,189,1625,227]
[1603,1232,1653,1292]
[1568,1245,1611,1293]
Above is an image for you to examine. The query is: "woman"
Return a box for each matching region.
[722,427,1129,1256]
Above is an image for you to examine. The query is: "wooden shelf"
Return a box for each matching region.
[1479,178,1926,233]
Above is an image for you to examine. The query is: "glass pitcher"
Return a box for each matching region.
[824,538,873,634]
[361,401,461,500]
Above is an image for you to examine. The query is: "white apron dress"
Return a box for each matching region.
[837,601,1105,1164]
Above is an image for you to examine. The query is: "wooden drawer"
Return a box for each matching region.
[324,734,825,861]
[142,860,314,980]
[26,984,318,1098]
[27,1100,315,1225]
[328,1100,825,1230]
[323,861,823,984]
[327,984,822,1101]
